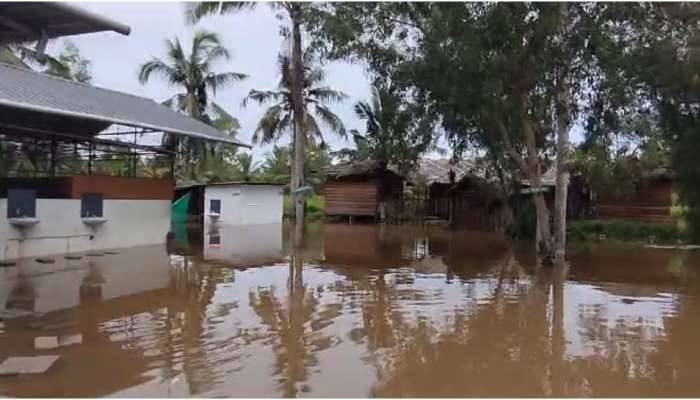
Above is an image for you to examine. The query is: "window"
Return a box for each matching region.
[7,189,36,218]
[81,193,104,218]
[210,199,221,214]
[208,232,221,247]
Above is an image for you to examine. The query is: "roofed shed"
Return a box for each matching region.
[322,160,404,220]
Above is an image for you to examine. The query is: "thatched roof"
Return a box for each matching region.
[323,159,403,179]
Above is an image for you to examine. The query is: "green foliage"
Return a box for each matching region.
[506,202,537,240]
[284,194,325,220]
[231,153,259,182]
[260,145,291,184]
[43,41,92,83]
[568,220,687,244]
[332,83,435,176]
[572,130,671,200]
[2,40,92,83]
[139,30,247,122]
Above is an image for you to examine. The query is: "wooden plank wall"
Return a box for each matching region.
[323,181,378,216]
[597,180,673,224]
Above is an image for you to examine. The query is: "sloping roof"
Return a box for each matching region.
[323,159,403,178]
[0,62,250,147]
[0,2,130,43]
[411,158,478,185]
[521,166,557,187]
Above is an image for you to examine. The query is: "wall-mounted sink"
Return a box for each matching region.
[8,217,40,228]
[81,217,108,227]
[208,213,221,221]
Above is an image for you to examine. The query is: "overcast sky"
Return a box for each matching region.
[58,2,373,159]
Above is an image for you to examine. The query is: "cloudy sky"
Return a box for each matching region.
[58,2,374,158]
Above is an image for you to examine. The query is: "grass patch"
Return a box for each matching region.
[284,194,325,220]
[568,219,688,243]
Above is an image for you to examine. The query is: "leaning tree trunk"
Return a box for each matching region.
[289,6,306,247]
[498,106,554,263]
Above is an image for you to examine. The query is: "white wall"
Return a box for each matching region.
[0,199,170,260]
[204,184,283,226]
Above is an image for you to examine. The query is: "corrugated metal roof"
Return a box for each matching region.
[0,2,130,43]
[0,62,250,147]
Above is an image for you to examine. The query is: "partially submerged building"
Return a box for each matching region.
[0,5,249,261]
[595,169,675,224]
[174,182,284,226]
[415,158,512,232]
[520,166,674,224]
[322,159,405,220]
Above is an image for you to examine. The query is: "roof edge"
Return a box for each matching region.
[51,3,131,36]
[0,98,251,148]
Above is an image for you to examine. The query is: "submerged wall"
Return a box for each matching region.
[0,198,170,260]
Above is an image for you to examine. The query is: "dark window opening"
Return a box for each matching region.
[81,193,104,218]
[209,233,221,246]
[7,189,36,218]
[210,199,221,214]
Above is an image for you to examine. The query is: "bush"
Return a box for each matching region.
[283,194,325,220]
[568,220,687,243]
[506,201,537,240]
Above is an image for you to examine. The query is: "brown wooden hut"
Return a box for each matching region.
[442,175,512,232]
[322,160,405,220]
[595,169,675,224]
[519,166,674,224]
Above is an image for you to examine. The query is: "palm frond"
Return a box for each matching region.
[185,2,258,24]
[206,71,248,95]
[210,102,241,134]
[303,114,323,144]
[308,86,348,104]
[242,89,287,107]
[314,104,347,138]
[253,105,286,144]
[138,59,180,85]
[192,30,228,61]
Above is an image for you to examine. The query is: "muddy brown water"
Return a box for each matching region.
[1,222,700,397]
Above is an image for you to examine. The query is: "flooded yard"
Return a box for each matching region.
[1,222,700,397]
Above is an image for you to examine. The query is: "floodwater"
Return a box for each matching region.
[2,222,700,397]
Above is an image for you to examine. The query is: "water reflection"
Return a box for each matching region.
[0,223,699,397]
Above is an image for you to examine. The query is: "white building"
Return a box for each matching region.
[0,55,249,263]
[197,182,284,226]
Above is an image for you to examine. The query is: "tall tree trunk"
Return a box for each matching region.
[553,85,571,263]
[289,6,305,247]
[497,111,553,263]
[553,5,572,263]
[521,98,554,262]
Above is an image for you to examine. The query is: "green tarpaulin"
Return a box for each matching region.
[172,192,191,223]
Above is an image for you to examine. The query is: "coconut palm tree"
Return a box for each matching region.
[243,51,347,146]
[138,30,247,181]
[1,40,91,83]
[261,145,291,184]
[187,2,321,230]
[138,29,246,122]
[233,153,259,182]
[334,84,434,176]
